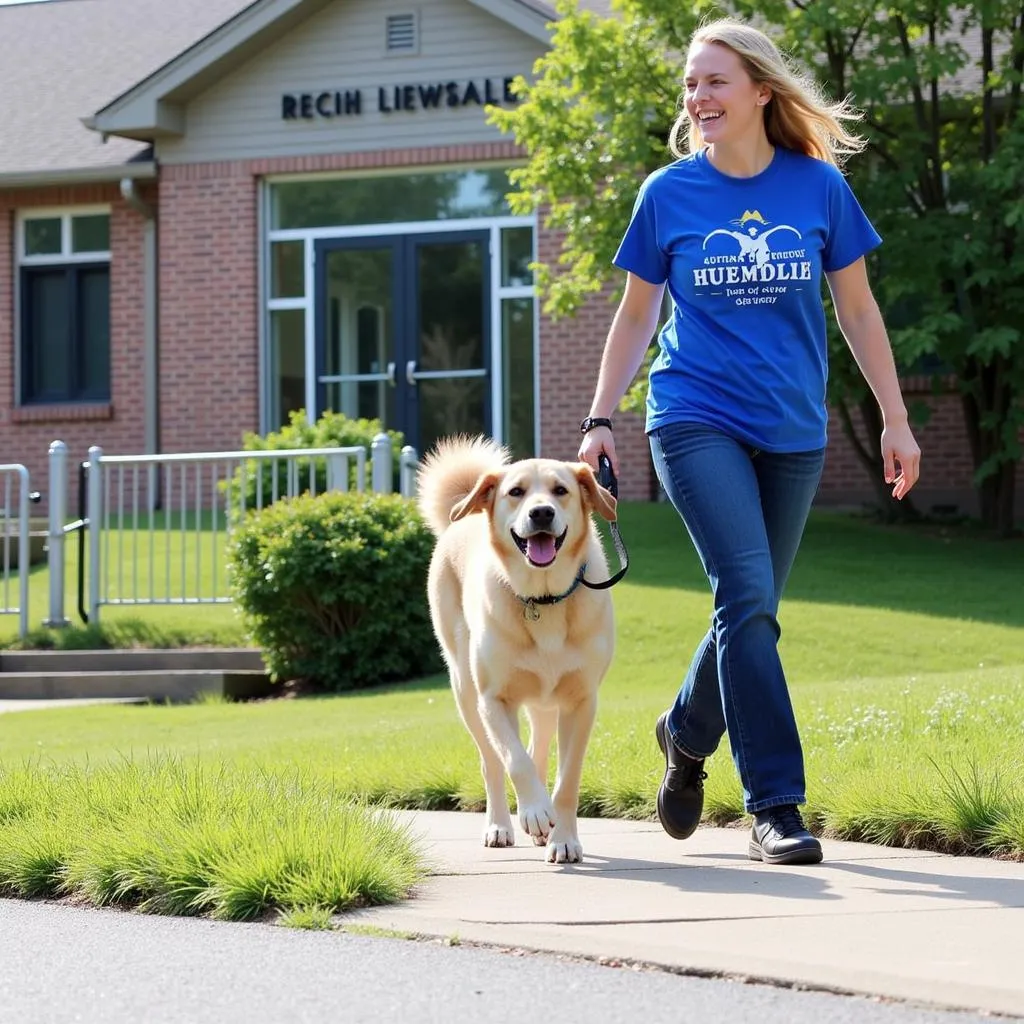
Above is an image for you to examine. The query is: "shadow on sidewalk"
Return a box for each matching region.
[562,851,1024,912]
[565,854,843,903]
[823,860,1024,909]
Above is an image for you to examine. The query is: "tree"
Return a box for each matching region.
[490,0,1024,534]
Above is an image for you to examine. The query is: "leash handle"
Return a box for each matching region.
[596,453,618,498]
[583,453,629,589]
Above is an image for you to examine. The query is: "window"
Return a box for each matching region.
[262,167,537,447]
[269,168,515,230]
[18,209,111,404]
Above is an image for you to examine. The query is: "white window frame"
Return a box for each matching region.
[17,205,112,265]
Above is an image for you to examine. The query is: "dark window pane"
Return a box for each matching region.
[22,265,110,403]
[78,267,110,398]
[270,240,304,298]
[502,297,535,459]
[24,218,62,256]
[26,270,71,400]
[417,240,486,371]
[501,227,533,287]
[269,308,306,429]
[72,214,110,254]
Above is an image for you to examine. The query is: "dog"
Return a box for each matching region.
[417,435,617,864]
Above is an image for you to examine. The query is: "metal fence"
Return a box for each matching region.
[45,435,420,627]
[0,464,31,637]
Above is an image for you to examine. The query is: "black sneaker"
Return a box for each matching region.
[748,805,823,865]
[654,712,707,840]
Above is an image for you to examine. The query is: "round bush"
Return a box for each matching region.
[227,490,441,691]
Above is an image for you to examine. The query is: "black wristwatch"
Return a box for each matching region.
[580,416,614,435]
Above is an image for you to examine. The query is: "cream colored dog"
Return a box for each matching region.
[417,435,617,864]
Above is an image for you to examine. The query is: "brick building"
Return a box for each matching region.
[0,0,1013,513]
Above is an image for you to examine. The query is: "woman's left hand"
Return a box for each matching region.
[881,420,921,500]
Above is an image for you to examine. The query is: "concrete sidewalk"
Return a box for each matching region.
[349,811,1024,1019]
[0,697,144,714]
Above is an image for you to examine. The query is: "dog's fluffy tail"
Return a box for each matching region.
[417,434,510,536]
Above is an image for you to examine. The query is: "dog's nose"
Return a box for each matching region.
[528,505,555,530]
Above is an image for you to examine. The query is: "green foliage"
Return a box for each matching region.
[490,0,695,317]
[491,0,1024,531]
[229,410,405,514]
[227,490,441,691]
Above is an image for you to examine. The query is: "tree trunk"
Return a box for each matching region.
[978,459,1018,537]
[960,356,1019,537]
[836,397,921,523]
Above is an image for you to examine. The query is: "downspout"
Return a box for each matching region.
[120,178,158,459]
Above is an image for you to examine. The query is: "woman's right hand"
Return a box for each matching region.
[578,426,618,479]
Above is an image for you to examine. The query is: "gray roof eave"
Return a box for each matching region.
[0,161,157,191]
[91,0,333,139]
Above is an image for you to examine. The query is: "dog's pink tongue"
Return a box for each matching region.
[526,534,556,566]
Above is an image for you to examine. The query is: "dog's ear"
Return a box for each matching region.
[450,470,502,522]
[574,463,617,522]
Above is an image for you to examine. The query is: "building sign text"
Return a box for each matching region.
[282,77,519,120]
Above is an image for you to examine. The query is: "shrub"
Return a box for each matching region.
[228,410,406,514]
[227,490,441,691]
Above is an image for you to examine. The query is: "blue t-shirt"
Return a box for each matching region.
[614,146,881,451]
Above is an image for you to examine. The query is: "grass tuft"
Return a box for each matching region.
[279,905,336,930]
[0,758,427,922]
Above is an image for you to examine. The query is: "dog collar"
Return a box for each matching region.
[515,564,588,621]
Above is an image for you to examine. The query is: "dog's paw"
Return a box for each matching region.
[532,833,548,847]
[545,831,583,864]
[518,800,556,841]
[483,824,515,848]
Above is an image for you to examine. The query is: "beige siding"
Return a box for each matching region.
[157,0,545,164]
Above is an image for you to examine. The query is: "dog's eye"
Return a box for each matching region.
[508,486,525,498]
[553,485,569,496]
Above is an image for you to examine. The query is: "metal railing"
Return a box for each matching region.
[46,434,421,626]
[0,464,31,637]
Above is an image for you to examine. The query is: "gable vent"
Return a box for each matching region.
[386,13,418,53]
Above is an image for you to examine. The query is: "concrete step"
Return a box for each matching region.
[0,647,264,674]
[0,669,273,703]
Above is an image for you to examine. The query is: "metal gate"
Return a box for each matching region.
[0,464,32,637]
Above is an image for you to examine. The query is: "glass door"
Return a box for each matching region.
[405,232,490,456]
[315,238,398,430]
[315,231,490,453]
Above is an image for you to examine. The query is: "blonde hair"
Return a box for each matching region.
[669,18,866,167]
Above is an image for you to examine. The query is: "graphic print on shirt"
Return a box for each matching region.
[693,210,812,307]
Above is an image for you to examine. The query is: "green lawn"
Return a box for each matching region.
[1,505,1022,923]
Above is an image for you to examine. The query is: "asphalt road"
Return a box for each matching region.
[0,898,1005,1024]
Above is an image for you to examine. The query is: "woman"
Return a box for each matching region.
[577,18,921,865]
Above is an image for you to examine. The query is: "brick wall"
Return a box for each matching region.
[534,226,652,499]
[158,164,259,455]
[0,183,151,513]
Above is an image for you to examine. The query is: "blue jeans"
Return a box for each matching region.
[649,422,825,814]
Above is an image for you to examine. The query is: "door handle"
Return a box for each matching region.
[406,360,418,387]
[386,361,396,387]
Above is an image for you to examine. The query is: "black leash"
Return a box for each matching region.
[582,453,630,590]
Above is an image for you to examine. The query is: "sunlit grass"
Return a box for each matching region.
[0,758,427,922]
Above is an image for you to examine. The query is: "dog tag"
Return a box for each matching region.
[524,601,541,622]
